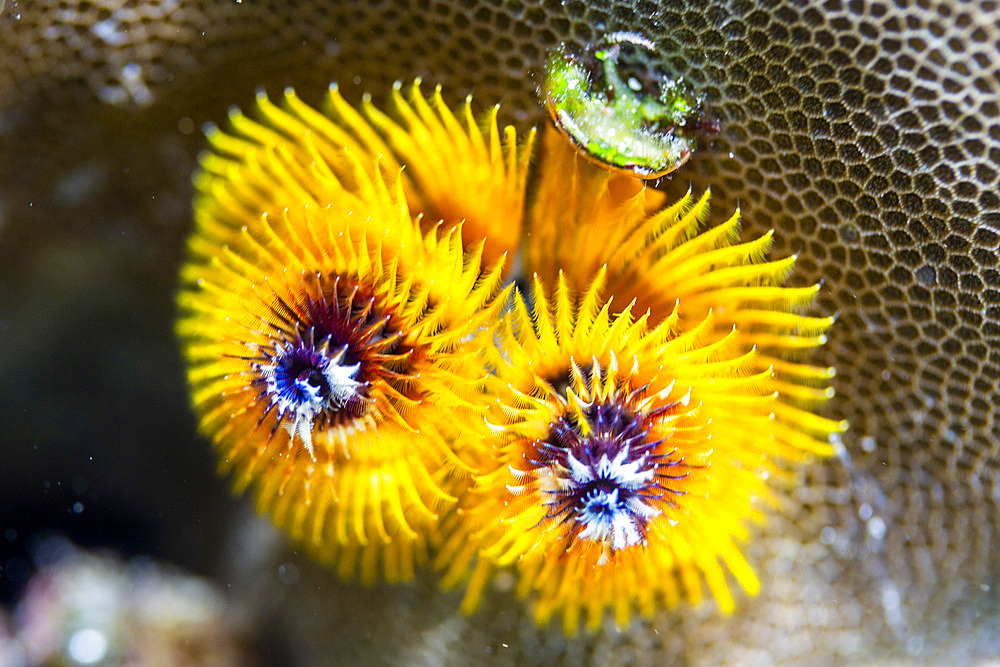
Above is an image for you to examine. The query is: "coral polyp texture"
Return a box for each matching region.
[177,90,513,581]
[177,79,843,630]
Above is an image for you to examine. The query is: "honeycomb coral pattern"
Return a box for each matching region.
[2,0,999,663]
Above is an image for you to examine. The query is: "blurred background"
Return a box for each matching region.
[1,0,999,664]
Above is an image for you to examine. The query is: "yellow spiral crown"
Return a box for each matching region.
[177,79,845,627]
[177,83,521,581]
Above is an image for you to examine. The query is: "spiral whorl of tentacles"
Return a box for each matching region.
[177,76,845,631]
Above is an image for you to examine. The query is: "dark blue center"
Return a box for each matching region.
[272,341,332,406]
